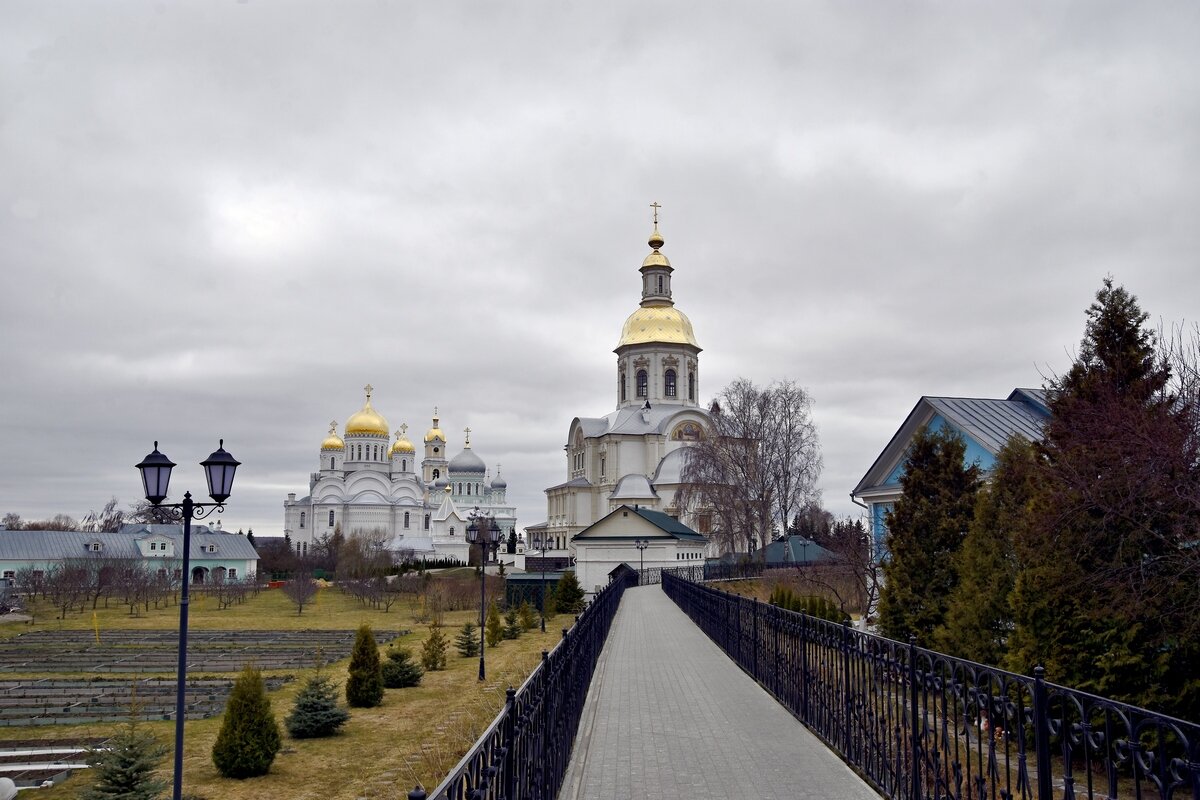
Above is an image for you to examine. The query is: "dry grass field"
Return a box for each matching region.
[0,579,564,799]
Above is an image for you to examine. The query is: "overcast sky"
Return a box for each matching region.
[2,2,1197,536]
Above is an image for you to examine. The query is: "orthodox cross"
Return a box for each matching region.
[329,421,338,436]
[464,426,472,446]
[363,383,374,401]
[399,423,408,437]
[650,201,661,226]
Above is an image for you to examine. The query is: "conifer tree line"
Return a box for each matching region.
[878,278,1200,720]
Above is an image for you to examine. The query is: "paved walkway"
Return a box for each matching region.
[560,584,879,800]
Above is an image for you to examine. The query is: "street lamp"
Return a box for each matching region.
[465,508,501,681]
[530,534,547,633]
[136,440,240,800]
[634,538,649,585]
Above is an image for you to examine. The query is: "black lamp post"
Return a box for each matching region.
[136,440,240,800]
[465,509,501,681]
[634,538,649,585]
[531,534,547,632]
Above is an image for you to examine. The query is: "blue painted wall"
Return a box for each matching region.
[884,414,997,485]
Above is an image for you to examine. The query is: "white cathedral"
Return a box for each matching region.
[283,391,517,564]
[527,212,713,577]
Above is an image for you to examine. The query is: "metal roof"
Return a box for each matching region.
[925,396,1046,453]
[0,528,260,562]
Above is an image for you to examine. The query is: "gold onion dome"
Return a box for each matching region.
[618,305,699,348]
[345,391,390,436]
[642,225,670,268]
[320,422,345,451]
[390,426,416,455]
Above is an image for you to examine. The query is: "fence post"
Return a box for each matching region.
[842,619,853,759]
[502,686,517,800]
[800,612,809,722]
[752,597,759,681]
[908,635,921,800]
[1033,666,1053,800]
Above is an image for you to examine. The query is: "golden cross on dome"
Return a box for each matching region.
[329,421,338,436]
[650,201,661,226]
[464,426,472,446]
[363,383,374,401]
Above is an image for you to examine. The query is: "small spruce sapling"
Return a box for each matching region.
[382,646,424,687]
[212,664,282,779]
[455,622,480,657]
[285,672,350,739]
[485,602,504,648]
[345,623,384,708]
[81,711,168,800]
[503,607,522,640]
[517,600,538,630]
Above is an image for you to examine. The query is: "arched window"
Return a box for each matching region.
[450,526,455,536]
[636,369,648,398]
[620,371,627,402]
[657,275,664,293]
[328,510,335,527]
[433,469,440,480]
[401,459,406,471]
[424,514,430,530]
[688,372,695,401]
[330,457,335,470]
[665,368,677,397]
[404,512,410,528]
[299,512,306,528]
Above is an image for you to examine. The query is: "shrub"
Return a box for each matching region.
[485,602,503,648]
[212,664,282,778]
[345,623,384,708]
[420,626,448,671]
[382,646,424,687]
[455,622,480,657]
[554,571,585,615]
[285,672,350,739]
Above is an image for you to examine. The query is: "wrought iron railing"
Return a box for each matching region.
[409,570,635,800]
[661,569,1200,800]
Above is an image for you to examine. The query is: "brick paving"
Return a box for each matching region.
[560,584,879,800]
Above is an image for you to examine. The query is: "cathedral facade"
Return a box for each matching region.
[283,388,516,563]
[528,215,712,569]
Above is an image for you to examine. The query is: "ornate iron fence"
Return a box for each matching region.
[661,569,1200,800]
[410,570,635,800]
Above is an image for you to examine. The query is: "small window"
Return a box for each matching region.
[664,369,677,398]
[688,372,695,401]
[302,542,307,555]
[157,568,167,578]
[424,514,431,530]
[328,510,335,527]
[450,526,455,536]
[3,570,15,579]
[636,369,648,398]
[330,457,335,469]
[32,570,44,579]
[657,275,664,293]
[228,568,237,579]
[404,512,410,528]
[300,512,306,528]
[433,469,440,480]
[620,371,627,402]
[149,542,157,551]
[401,459,407,471]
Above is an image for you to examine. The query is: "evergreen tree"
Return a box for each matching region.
[553,571,585,615]
[1010,279,1200,716]
[284,672,350,739]
[420,626,448,671]
[485,602,503,648]
[246,528,256,549]
[382,646,424,687]
[345,623,384,708]
[212,664,282,779]
[517,600,538,631]
[80,713,168,800]
[455,622,480,657]
[935,436,1035,665]
[543,587,558,619]
[877,425,980,646]
[503,607,522,640]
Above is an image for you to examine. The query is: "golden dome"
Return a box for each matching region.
[391,425,416,455]
[320,421,345,451]
[424,410,446,443]
[617,305,700,348]
[345,390,389,436]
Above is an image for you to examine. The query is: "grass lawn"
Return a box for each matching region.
[0,584,564,799]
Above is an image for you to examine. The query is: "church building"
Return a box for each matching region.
[528,210,711,587]
[283,387,517,563]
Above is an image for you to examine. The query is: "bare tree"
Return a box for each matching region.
[81,498,126,533]
[283,576,318,614]
[677,378,822,556]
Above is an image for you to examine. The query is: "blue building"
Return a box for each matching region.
[850,388,1049,559]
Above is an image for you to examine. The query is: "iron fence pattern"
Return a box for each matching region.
[661,569,1200,800]
[415,571,635,800]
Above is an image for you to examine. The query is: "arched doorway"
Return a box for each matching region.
[191,566,209,585]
